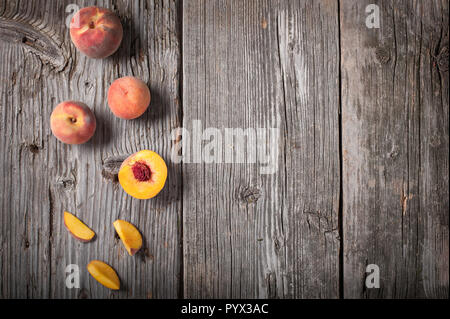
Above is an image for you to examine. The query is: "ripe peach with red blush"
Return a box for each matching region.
[70,6,123,59]
[50,101,96,144]
[108,76,151,119]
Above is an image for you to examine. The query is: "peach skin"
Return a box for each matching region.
[50,101,96,144]
[107,76,151,119]
[70,6,123,58]
[118,150,167,199]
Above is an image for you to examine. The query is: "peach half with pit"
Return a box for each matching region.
[50,101,96,144]
[107,76,151,119]
[118,150,167,199]
[70,6,123,59]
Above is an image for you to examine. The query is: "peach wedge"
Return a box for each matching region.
[63,211,95,242]
[87,260,120,290]
[113,220,142,256]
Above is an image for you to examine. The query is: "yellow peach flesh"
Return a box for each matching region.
[113,220,143,256]
[87,260,120,290]
[63,211,95,242]
[118,150,167,199]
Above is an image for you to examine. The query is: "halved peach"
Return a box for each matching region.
[87,260,120,290]
[118,150,167,199]
[113,220,142,256]
[63,211,95,242]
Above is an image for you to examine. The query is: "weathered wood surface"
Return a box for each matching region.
[182,0,340,298]
[0,0,448,299]
[0,0,181,298]
[341,0,449,298]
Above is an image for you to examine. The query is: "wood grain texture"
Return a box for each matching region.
[0,0,181,298]
[341,0,449,298]
[182,0,340,298]
[1,0,448,299]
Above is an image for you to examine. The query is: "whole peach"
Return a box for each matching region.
[107,76,151,119]
[70,7,123,58]
[50,101,96,144]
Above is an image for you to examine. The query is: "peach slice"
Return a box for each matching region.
[113,220,142,256]
[118,150,167,199]
[87,260,120,290]
[63,211,95,242]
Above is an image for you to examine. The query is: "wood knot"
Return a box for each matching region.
[102,155,127,183]
[436,46,449,72]
[56,177,75,190]
[27,143,41,154]
[0,17,69,71]
[21,142,43,154]
[388,146,400,159]
[430,134,441,147]
[138,248,153,263]
[375,47,390,65]
[237,186,261,204]
[273,237,281,251]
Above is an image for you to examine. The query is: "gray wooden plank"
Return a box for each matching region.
[0,0,181,298]
[182,0,341,298]
[341,0,449,298]
[0,0,56,299]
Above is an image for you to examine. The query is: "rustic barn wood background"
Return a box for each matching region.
[0,0,448,299]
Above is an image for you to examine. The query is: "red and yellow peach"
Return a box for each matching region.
[70,6,123,59]
[50,101,96,144]
[107,76,151,119]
